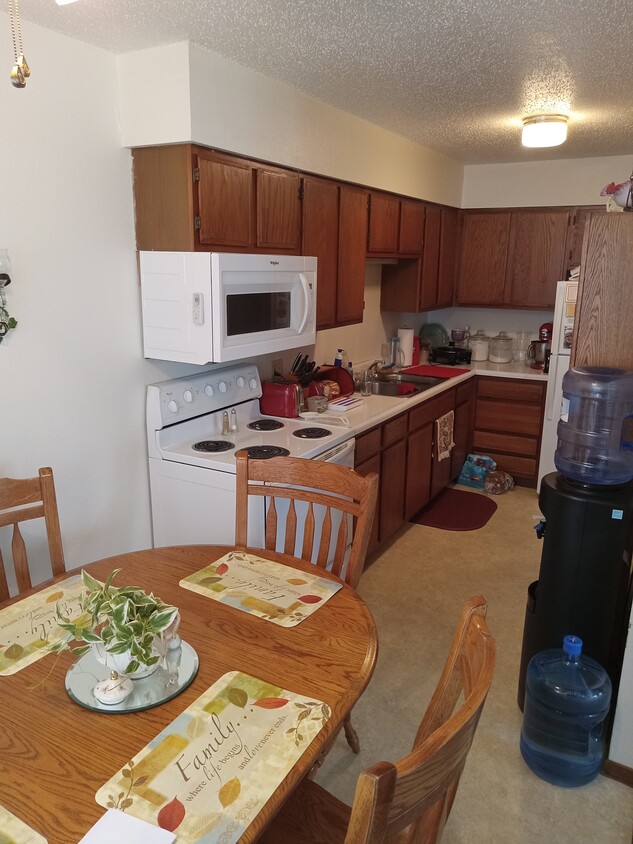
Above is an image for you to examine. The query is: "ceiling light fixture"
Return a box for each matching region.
[521,114,568,148]
[55,0,80,5]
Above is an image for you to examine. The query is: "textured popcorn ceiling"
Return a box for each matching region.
[19,0,633,164]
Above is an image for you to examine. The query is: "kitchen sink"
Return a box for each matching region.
[369,371,444,398]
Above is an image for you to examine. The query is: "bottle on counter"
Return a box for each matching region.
[334,349,344,366]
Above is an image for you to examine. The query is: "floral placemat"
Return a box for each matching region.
[179,551,342,626]
[0,803,48,842]
[0,575,85,676]
[95,671,331,842]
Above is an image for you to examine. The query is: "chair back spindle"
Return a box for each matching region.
[0,467,66,601]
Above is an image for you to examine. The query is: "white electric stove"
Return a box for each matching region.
[146,364,355,548]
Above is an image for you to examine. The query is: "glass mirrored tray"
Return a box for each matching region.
[65,641,199,713]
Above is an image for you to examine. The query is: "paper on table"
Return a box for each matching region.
[78,809,176,843]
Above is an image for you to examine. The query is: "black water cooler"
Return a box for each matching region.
[518,471,633,710]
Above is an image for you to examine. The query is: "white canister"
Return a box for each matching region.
[468,330,490,361]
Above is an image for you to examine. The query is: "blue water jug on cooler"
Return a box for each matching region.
[520,635,611,787]
[555,366,633,485]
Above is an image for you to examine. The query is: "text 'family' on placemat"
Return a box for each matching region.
[0,574,85,676]
[95,670,331,842]
[179,551,342,626]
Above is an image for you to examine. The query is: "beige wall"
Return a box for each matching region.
[462,155,632,208]
[119,42,464,206]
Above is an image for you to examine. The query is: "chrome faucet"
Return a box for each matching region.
[367,360,382,374]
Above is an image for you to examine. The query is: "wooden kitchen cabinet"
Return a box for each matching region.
[457,211,511,306]
[354,452,381,558]
[437,206,458,308]
[337,184,369,325]
[301,176,340,327]
[399,200,426,254]
[572,213,633,369]
[368,193,426,257]
[472,376,546,483]
[302,178,368,328]
[380,203,458,313]
[367,192,400,254]
[132,144,301,253]
[407,388,456,510]
[457,207,574,310]
[505,210,570,308]
[451,378,475,479]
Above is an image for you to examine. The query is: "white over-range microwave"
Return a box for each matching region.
[139,251,317,364]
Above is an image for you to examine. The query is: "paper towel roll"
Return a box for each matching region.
[398,327,414,366]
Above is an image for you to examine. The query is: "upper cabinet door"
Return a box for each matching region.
[368,192,400,254]
[505,210,570,308]
[338,185,369,324]
[256,168,301,251]
[302,176,340,328]
[457,212,511,306]
[419,204,442,310]
[436,206,458,309]
[399,200,425,254]
[196,150,254,248]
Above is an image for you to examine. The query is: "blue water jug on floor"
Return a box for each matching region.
[520,635,612,787]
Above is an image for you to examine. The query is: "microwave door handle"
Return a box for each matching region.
[297,273,310,335]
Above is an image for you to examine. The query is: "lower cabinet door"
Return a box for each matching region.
[355,454,381,559]
[405,424,433,520]
[380,439,407,541]
[431,445,453,500]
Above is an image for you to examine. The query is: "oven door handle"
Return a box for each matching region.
[297,273,310,335]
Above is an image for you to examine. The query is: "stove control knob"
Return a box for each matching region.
[236,376,245,388]
[204,384,214,397]
[218,381,227,393]
[183,389,193,403]
[249,378,257,390]
[167,400,178,414]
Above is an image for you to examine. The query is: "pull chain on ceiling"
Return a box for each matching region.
[8,0,30,88]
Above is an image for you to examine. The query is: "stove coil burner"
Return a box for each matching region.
[192,440,235,453]
[293,427,332,439]
[246,445,290,460]
[247,419,285,431]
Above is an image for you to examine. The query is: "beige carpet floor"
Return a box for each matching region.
[315,484,633,842]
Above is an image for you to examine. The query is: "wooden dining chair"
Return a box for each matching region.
[234,448,379,753]
[0,466,66,601]
[259,594,496,844]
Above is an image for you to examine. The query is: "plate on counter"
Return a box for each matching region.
[419,323,450,349]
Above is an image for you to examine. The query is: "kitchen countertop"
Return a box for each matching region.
[342,361,548,437]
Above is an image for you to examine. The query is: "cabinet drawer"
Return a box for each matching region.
[477,377,545,404]
[409,390,454,432]
[383,413,408,447]
[478,450,538,479]
[355,426,382,464]
[475,400,543,436]
[456,378,475,405]
[473,431,539,457]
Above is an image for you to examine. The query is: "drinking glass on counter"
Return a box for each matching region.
[360,370,372,396]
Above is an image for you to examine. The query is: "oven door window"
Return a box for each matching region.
[225,291,291,336]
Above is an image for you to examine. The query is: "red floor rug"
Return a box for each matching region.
[411,487,497,531]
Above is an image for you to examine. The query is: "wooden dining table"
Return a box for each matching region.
[0,545,378,843]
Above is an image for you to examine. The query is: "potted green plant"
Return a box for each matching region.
[53,568,179,678]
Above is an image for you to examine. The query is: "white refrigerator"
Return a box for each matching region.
[537,280,578,488]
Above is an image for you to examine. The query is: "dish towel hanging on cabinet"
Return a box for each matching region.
[436,410,455,461]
